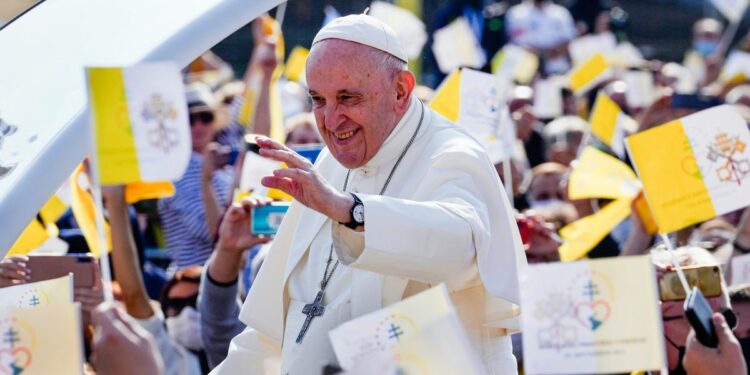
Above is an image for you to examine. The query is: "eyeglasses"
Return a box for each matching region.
[189,111,215,126]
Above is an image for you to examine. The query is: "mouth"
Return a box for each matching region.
[333,128,359,143]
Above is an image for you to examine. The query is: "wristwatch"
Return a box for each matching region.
[343,193,364,229]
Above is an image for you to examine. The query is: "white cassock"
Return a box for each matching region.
[211,95,527,374]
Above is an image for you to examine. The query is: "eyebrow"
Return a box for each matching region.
[307,89,363,96]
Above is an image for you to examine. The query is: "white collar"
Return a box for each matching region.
[360,95,423,171]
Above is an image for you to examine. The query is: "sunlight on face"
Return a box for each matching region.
[305,40,402,169]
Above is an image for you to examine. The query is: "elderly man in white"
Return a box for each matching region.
[211,14,526,375]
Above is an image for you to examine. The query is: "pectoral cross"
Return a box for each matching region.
[296,290,326,343]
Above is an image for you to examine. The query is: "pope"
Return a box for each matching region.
[212,13,526,374]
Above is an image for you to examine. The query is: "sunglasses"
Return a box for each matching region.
[189,111,215,125]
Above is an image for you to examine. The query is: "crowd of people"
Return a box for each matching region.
[5,0,750,373]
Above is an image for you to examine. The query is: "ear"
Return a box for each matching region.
[394,71,416,111]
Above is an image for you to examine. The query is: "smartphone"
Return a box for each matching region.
[27,254,100,288]
[671,94,723,110]
[251,202,291,235]
[684,287,718,348]
[659,265,722,301]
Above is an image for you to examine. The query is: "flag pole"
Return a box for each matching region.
[86,109,114,302]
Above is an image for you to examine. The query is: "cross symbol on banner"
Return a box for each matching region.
[388,323,404,342]
[583,279,599,301]
[28,295,40,307]
[3,328,20,349]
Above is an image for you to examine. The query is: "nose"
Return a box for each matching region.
[322,103,343,131]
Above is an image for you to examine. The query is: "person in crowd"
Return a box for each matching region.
[214,14,525,374]
[652,245,732,374]
[105,185,202,375]
[729,283,750,371]
[198,197,273,369]
[541,116,588,166]
[505,0,577,74]
[684,18,724,87]
[158,82,234,269]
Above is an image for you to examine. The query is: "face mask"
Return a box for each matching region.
[165,306,203,351]
[528,199,566,210]
[544,56,571,75]
[693,39,718,56]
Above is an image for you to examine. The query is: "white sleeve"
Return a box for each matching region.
[332,150,487,284]
[209,326,282,375]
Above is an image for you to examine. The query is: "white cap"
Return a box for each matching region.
[312,14,408,63]
[185,82,217,113]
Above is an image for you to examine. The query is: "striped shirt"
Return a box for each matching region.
[158,153,233,268]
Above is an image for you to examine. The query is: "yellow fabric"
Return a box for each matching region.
[7,219,49,256]
[490,46,538,84]
[87,67,141,184]
[428,69,461,122]
[589,92,620,146]
[38,194,68,225]
[568,146,640,200]
[284,46,309,83]
[559,197,633,261]
[570,53,609,95]
[239,15,286,142]
[125,181,175,203]
[626,120,714,234]
[70,165,111,257]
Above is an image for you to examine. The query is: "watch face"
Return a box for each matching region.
[353,204,365,223]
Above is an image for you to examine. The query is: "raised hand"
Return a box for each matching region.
[256,136,353,224]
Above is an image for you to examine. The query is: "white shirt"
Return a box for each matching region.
[506,0,576,50]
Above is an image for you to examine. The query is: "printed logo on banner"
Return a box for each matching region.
[0,317,36,374]
[17,289,48,308]
[707,133,750,184]
[374,313,417,350]
[534,270,614,351]
[141,94,179,153]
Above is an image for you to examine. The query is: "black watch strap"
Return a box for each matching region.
[344,193,364,229]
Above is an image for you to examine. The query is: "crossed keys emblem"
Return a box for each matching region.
[707,132,750,185]
[142,94,179,153]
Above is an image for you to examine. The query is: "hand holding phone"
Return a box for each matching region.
[684,287,718,348]
[27,254,100,288]
[252,202,291,235]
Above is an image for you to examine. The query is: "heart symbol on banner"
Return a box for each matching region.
[574,300,611,331]
[0,347,32,374]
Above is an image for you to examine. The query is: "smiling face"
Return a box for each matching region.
[306,39,413,169]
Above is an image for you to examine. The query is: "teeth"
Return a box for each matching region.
[336,130,355,140]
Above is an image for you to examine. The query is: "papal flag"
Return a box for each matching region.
[491,44,539,84]
[86,62,191,185]
[568,146,641,201]
[626,105,750,234]
[569,53,612,96]
[589,93,638,158]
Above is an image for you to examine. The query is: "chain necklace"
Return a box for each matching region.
[296,102,426,344]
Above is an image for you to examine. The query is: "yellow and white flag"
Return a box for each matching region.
[491,44,539,84]
[559,198,633,261]
[568,146,641,201]
[430,69,514,164]
[0,275,73,308]
[0,304,83,375]
[589,92,638,157]
[521,256,665,374]
[329,284,484,374]
[70,164,111,257]
[87,62,191,185]
[284,46,309,84]
[626,105,750,234]
[569,53,612,96]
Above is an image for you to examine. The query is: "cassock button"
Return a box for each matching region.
[358,168,369,176]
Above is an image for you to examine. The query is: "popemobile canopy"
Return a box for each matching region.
[0,0,283,256]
